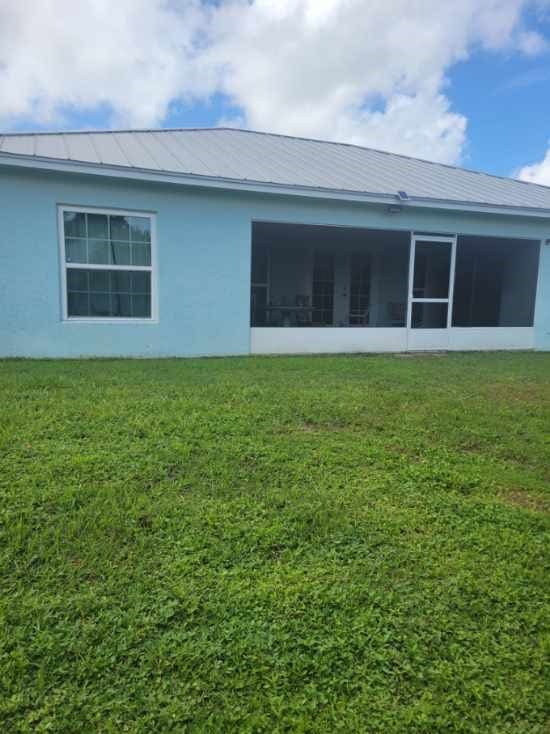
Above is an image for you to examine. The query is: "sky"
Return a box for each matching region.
[1,0,550,184]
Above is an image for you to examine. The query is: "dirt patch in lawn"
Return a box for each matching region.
[484,381,544,406]
[299,421,350,433]
[395,352,448,358]
[501,490,550,514]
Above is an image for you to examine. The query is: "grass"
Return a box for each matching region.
[0,352,549,733]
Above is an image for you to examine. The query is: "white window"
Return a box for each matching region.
[59,206,157,321]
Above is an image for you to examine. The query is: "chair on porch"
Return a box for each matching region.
[348,308,370,326]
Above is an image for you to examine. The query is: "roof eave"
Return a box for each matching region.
[1,151,550,220]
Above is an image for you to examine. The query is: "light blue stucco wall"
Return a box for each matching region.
[1,165,549,357]
[535,241,550,350]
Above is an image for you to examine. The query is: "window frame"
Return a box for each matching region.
[58,204,158,323]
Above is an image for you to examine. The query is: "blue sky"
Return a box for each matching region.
[1,1,549,183]
[448,39,550,176]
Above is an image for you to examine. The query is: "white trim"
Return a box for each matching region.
[410,298,449,303]
[449,327,534,351]
[408,329,450,351]
[407,234,456,348]
[57,205,66,322]
[410,234,456,242]
[406,237,415,330]
[4,152,550,220]
[447,237,457,329]
[251,327,407,354]
[61,204,157,217]
[65,263,152,271]
[250,326,534,354]
[150,212,159,323]
[57,204,158,322]
[61,318,156,325]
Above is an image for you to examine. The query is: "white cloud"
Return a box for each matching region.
[0,0,548,164]
[204,0,550,163]
[0,0,211,127]
[516,29,549,54]
[517,146,550,185]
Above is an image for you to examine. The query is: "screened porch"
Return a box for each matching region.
[251,223,410,329]
[250,221,540,353]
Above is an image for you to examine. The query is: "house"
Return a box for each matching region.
[0,127,549,358]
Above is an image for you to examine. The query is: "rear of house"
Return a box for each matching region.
[1,127,549,357]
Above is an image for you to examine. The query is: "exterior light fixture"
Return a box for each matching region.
[387,190,409,212]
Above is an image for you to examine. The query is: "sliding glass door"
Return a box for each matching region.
[407,234,456,350]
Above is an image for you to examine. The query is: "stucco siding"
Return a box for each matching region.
[1,168,252,357]
[1,166,549,357]
[535,242,550,350]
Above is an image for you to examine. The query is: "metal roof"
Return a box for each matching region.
[1,127,550,216]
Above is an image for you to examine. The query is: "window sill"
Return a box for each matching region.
[62,318,158,325]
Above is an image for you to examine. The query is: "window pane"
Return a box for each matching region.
[64,211,86,238]
[87,213,109,239]
[88,239,111,265]
[67,292,89,316]
[112,294,132,317]
[412,302,448,329]
[132,295,151,317]
[66,269,151,318]
[111,242,131,265]
[65,238,87,264]
[110,215,130,241]
[132,243,151,266]
[112,270,132,292]
[129,216,151,243]
[90,293,111,317]
[89,270,110,292]
[131,271,151,293]
[413,241,451,299]
[67,268,88,291]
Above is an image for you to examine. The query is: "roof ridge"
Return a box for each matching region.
[1,125,549,194]
[0,126,223,137]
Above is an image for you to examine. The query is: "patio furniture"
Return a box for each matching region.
[349,308,370,326]
[264,304,316,326]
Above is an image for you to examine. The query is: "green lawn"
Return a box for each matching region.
[1,353,549,733]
